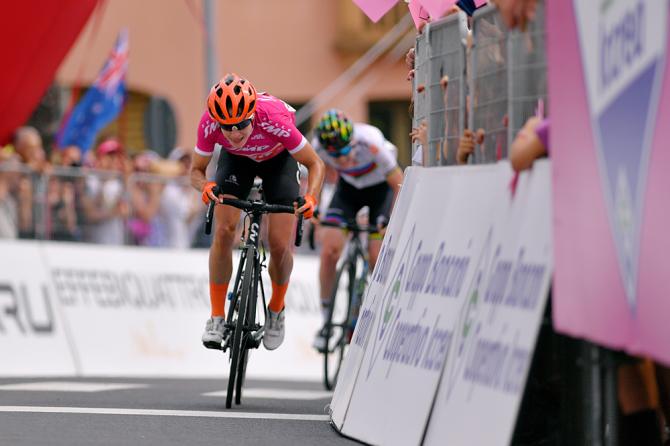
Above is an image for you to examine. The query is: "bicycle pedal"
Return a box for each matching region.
[203,340,223,350]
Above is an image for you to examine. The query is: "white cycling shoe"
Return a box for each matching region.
[263,308,285,351]
[202,317,227,350]
[312,327,331,353]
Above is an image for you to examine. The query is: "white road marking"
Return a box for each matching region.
[203,388,332,400]
[0,382,147,393]
[0,406,330,421]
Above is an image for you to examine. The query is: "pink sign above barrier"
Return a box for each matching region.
[419,0,458,20]
[351,0,400,22]
[549,0,670,365]
[408,0,430,29]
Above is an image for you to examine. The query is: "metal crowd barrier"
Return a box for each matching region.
[471,5,509,163]
[507,0,547,141]
[0,163,198,248]
[412,28,431,164]
[427,13,466,166]
[414,1,547,167]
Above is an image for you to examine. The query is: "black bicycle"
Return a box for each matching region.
[205,185,304,408]
[318,219,375,390]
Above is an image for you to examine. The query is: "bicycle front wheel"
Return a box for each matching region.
[226,245,254,409]
[323,259,355,390]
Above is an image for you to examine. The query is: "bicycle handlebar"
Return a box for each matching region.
[204,186,304,246]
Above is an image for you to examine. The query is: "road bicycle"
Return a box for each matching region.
[205,185,304,408]
[318,219,375,390]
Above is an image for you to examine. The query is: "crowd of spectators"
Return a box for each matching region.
[0,127,202,249]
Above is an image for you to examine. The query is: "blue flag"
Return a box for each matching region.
[58,29,129,152]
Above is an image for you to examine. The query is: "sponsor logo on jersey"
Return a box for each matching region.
[203,121,218,139]
[259,120,291,138]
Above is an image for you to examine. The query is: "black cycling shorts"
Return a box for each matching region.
[324,178,393,229]
[215,150,300,206]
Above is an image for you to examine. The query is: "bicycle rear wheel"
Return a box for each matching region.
[323,259,355,390]
[226,245,254,409]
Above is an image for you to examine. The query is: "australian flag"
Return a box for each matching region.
[58,29,129,152]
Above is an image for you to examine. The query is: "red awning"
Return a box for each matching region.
[0,0,98,145]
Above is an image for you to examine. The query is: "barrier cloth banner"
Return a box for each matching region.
[423,161,552,446]
[548,0,670,364]
[0,240,323,380]
[330,164,421,430]
[42,243,323,379]
[330,161,552,446]
[0,241,77,376]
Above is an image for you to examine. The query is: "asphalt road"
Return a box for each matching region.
[0,377,358,446]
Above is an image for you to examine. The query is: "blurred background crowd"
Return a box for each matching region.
[0,129,204,248]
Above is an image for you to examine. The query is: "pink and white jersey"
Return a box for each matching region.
[194,93,307,162]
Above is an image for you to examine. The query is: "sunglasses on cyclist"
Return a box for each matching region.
[220,118,253,132]
[327,145,352,158]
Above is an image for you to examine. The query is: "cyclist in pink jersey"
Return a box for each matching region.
[191,73,325,351]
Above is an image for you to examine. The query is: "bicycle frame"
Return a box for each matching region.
[321,220,374,389]
[204,187,303,408]
[224,211,266,353]
[331,228,370,333]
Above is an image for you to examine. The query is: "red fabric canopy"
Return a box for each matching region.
[0,0,98,145]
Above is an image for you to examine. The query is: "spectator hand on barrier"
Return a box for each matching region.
[490,0,538,31]
[457,129,486,165]
[509,116,547,172]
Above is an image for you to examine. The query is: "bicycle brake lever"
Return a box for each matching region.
[204,185,220,235]
[295,196,305,247]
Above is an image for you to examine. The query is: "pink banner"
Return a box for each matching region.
[408,0,431,29]
[351,0,400,22]
[419,0,458,21]
[549,0,670,365]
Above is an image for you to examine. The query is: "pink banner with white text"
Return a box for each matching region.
[548,0,670,365]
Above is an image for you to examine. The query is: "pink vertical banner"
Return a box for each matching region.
[549,0,670,365]
[351,0,400,22]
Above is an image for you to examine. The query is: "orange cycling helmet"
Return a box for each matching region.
[207,73,257,125]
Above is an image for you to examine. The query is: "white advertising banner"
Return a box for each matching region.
[0,240,324,380]
[329,164,422,430]
[41,243,323,380]
[0,240,77,376]
[423,161,552,446]
[331,161,552,446]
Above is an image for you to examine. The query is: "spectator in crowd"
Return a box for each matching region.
[490,0,537,31]
[618,358,665,446]
[14,126,48,172]
[13,126,49,238]
[127,150,164,246]
[156,147,201,249]
[46,174,78,241]
[0,157,20,238]
[81,139,128,245]
[45,145,85,241]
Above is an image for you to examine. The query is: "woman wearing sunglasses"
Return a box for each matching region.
[191,73,325,352]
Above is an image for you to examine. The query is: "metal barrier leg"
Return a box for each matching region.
[603,349,619,446]
[588,343,604,446]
